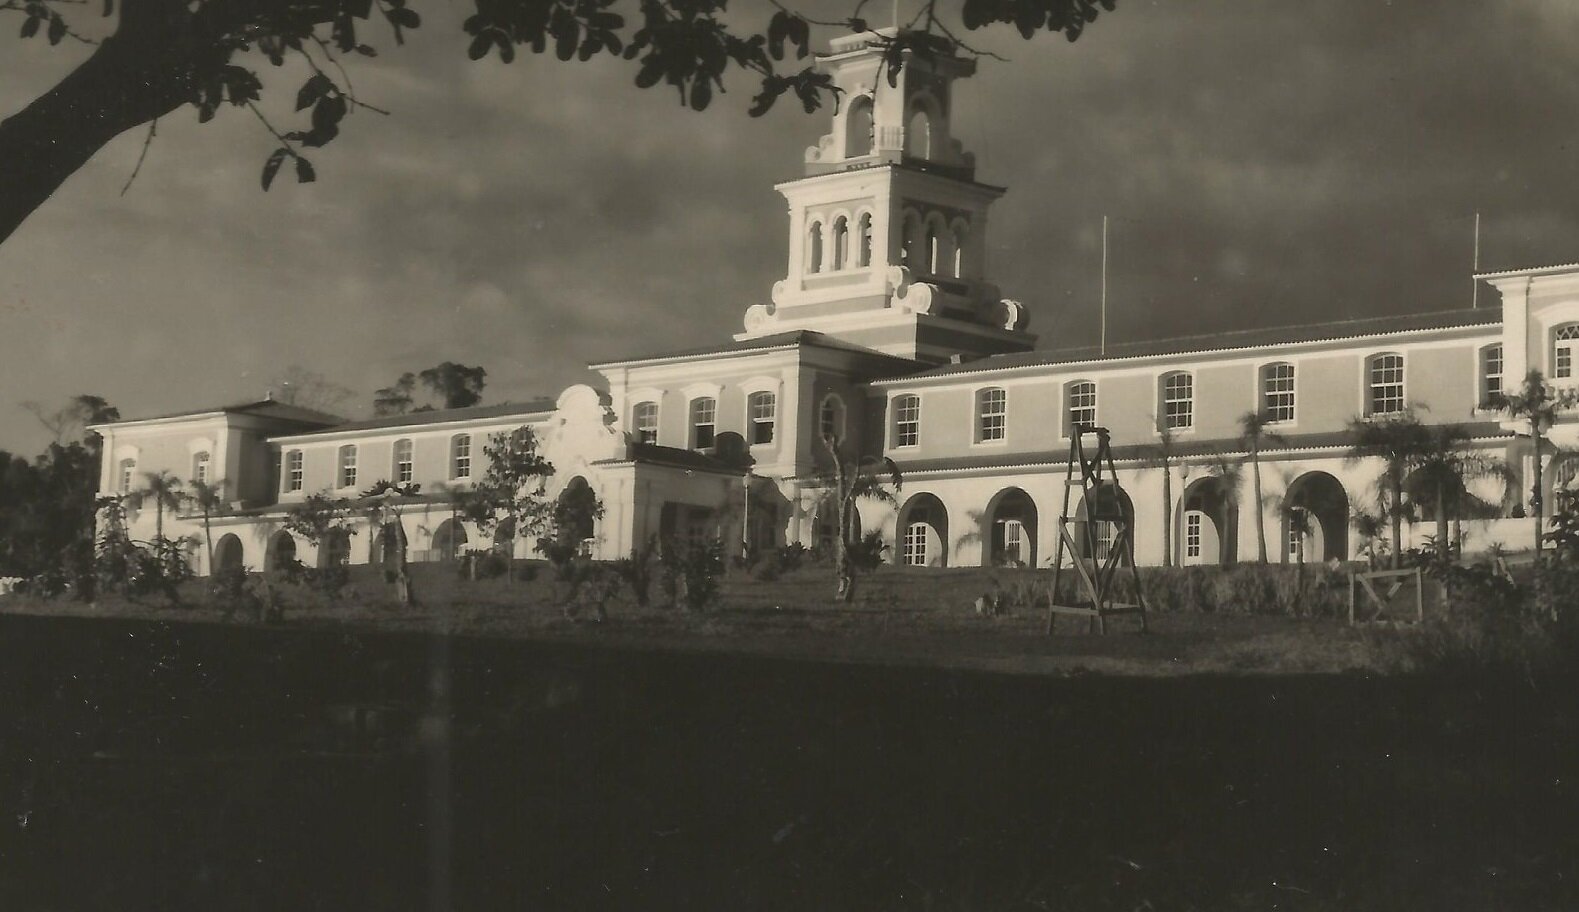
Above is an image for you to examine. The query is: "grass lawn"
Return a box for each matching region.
[0,560,1396,676]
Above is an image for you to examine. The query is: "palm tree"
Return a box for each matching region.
[1138,425,1181,567]
[1238,410,1287,563]
[126,469,183,544]
[1345,411,1428,569]
[1350,502,1389,570]
[820,433,900,601]
[1486,369,1576,556]
[185,478,229,574]
[1405,421,1505,563]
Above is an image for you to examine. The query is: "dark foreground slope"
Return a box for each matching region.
[0,614,1573,911]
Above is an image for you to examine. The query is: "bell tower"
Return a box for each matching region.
[737,28,1034,363]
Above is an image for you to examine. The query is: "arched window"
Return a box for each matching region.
[748,391,776,445]
[450,434,472,479]
[950,221,968,277]
[1261,363,1296,423]
[690,397,717,450]
[831,216,849,270]
[893,394,921,447]
[925,220,942,274]
[1066,381,1097,434]
[856,213,873,268]
[191,451,211,486]
[1160,372,1193,431]
[905,103,932,159]
[820,394,847,442]
[284,450,304,492]
[901,211,922,268]
[119,457,137,493]
[975,387,1007,443]
[845,95,874,157]
[1366,353,1405,416]
[1480,344,1504,406]
[632,401,659,445]
[337,444,358,489]
[393,438,414,483]
[806,221,824,274]
[1554,324,1579,379]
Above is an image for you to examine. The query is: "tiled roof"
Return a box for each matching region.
[891,422,1513,475]
[597,442,750,475]
[883,308,1502,382]
[282,400,558,437]
[96,399,345,428]
[590,330,920,369]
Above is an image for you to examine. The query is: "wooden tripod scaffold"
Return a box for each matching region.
[1045,425,1149,635]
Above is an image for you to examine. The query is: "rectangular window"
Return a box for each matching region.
[338,445,358,489]
[393,439,414,484]
[192,452,210,485]
[893,395,921,447]
[633,401,659,445]
[976,388,1007,443]
[1001,519,1025,564]
[1185,512,1202,560]
[1262,363,1296,423]
[1162,373,1193,430]
[691,398,717,450]
[286,450,304,492]
[1067,381,1096,434]
[1481,345,1503,406]
[119,458,136,493]
[749,392,776,445]
[1557,326,1579,379]
[1368,354,1405,416]
[451,434,471,479]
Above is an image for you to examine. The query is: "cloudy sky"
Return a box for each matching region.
[2,0,1577,456]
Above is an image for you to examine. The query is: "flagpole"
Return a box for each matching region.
[1100,214,1109,356]
[1471,211,1481,309]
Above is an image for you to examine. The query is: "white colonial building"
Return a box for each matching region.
[94,30,1579,575]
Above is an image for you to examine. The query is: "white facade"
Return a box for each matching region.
[92,30,1579,575]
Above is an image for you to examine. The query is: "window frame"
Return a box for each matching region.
[1365,352,1406,417]
[450,434,472,480]
[393,438,414,484]
[285,450,304,492]
[819,393,847,443]
[747,391,776,446]
[1065,380,1097,437]
[1159,371,1194,432]
[337,444,358,489]
[892,394,921,448]
[119,458,137,494]
[974,387,1008,444]
[191,451,211,486]
[1480,344,1504,407]
[690,397,718,451]
[1554,324,1579,380]
[632,401,659,445]
[1260,362,1296,425]
[902,521,930,567]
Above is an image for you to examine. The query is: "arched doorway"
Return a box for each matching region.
[896,492,948,567]
[318,528,352,569]
[1282,472,1348,563]
[432,518,467,561]
[1178,476,1236,566]
[492,517,516,556]
[265,530,297,572]
[981,487,1038,567]
[1073,483,1134,563]
[554,476,599,556]
[844,95,874,157]
[213,534,243,574]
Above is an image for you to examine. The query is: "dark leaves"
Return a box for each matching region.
[295,73,333,112]
[295,156,316,184]
[261,148,288,191]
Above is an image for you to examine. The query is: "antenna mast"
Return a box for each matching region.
[1471,211,1481,309]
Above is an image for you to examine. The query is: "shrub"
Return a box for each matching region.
[460,548,510,580]
[611,537,659,607]
[660,537,725,611]
[846,531,888,572]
